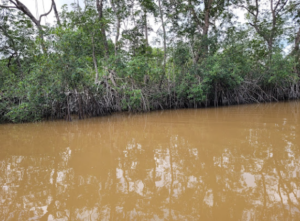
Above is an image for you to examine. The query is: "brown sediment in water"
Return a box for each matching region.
[0,101,300,220]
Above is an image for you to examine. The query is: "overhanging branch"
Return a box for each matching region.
[38,3,53,23]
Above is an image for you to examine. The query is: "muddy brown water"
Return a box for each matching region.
[1,101,300,221]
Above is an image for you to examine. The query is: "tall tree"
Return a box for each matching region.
[165,0,227,63]
[235,0,289,58]
[96,0,110,57]
[0,0,60,53]
[109,0,128,55]
[158,0,167,72]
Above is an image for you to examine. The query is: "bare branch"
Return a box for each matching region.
[11,0,40,27]
[0,5,17,9]
[38,2,53,23]
[8,0,18,7]
[236,4,256,17]
[276,0,289,16]
[273,0,281,12]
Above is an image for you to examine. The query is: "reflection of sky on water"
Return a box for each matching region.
[243,173,256,187]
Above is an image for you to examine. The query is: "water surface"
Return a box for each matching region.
[1,101,300,220]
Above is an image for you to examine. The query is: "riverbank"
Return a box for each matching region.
[1,77,299,123]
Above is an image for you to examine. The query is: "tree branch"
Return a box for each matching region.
[294,27,300,52]
[274,0,281,12]
[236,4,256,17]
[188,0,203,34]
[276,0,289,16]
[52,0,61,25]
[38,2,53,23]
[8,0,18,7]
[0,5,17,9]
[11,0,40,27]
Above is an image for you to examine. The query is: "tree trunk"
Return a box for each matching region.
[92,36,99,82]
[158,0,167,89]
[144,11,148,47]
[110,0,121,55]
[115,19,121,55]
[96,0,109,57]
[52,0,61,26]
[158,0,166,71]
[202,0,214,57]
[293,27,300,54]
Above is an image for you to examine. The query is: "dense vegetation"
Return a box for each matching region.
[0,0,300,122]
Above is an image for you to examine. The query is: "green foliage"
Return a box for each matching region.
[5,102,43,123]
[268,53,297,85]
[121,89,142,111]
[173,44,191,67]
[125,56,149,82]
[176,73,206,103]
[200,52,245,91]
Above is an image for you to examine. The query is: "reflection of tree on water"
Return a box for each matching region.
[0,102,300,220]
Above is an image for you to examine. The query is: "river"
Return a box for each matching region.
[0,101,300,220]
